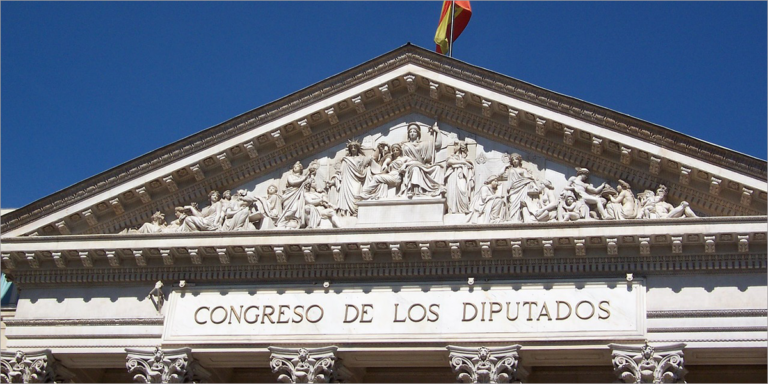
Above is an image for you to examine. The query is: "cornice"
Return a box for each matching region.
[4,253,764,287]
[2,44,765,235]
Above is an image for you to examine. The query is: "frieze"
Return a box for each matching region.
[2,45,765,238]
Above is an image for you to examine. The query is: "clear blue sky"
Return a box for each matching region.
[2,2,766,209]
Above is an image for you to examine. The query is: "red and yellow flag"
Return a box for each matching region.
[434,1,472,55]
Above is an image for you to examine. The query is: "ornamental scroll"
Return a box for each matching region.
[123,121,697,233]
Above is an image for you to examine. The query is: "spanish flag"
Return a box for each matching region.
[434,1,472,55]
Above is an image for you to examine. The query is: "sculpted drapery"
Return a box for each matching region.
[360,143,406,200]
[444,142,475,214]
[400,122,444,198]
[276,161,317,229]
[503,153,538,223]
[468,175,505,224]
[335,141,371,216]
[122,121,702,234]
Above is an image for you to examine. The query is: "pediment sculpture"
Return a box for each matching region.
[121,121,696,234]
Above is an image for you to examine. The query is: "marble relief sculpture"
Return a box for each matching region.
[334,140,370,216]
[399,122,444,198]
[445,142,475,214]
[122,122,699,234]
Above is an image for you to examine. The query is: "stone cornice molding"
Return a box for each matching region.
[2,44,765,237]
[4,253,764,287]
[2,217,764,275]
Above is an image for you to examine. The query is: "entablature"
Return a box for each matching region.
[2,217,765,281]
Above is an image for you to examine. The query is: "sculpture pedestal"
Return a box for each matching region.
[356,197,446,227]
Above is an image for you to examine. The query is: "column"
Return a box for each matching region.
[268,346,338,383]
[608,342,687,383]
[0,349,75,383]
[446,345,525,383]
[125,347,210,383]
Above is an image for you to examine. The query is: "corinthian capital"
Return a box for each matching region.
[268,346,338,383]
[125,347,209,383]
[609,342,687,383]
[446,345,524,383]
[1,349,74,383]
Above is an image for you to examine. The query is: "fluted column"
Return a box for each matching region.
[125,347,210,383]
[268,346,338,383]
[446,345,525,383]
[608,342,687,383]
[0,349,75,383]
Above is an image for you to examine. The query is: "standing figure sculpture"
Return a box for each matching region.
[502,153,539,223]
[360,143,406,200]
[335,140,371,216]
[276,161,318,229]
[566,167,611,220]
[444,141,475,214]
[468,175,506,224]
[399,122,444,198]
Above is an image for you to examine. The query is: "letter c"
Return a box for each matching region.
[194,306,209,324]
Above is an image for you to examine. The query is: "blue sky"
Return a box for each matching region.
[2,2,766,209]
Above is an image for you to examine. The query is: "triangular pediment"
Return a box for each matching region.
[2,44,766,239]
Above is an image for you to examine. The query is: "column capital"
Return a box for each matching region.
[125,347,210,384]
[1,349,75,383]
[446,345,524,383]
[609,342,687,383]
[268,346,338,383]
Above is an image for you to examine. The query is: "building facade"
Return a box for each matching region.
[1,44,766,383]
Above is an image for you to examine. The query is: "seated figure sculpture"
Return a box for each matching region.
[303,182,342,228]
[399,122,444,198]
[639,184,697,219]
[360,143,406,200]
[605,179,638,220]
[177,191,224,232]
[468,175,506,224]
[523,179,558,222]
[566,167,611,220]
[558,189,588,222]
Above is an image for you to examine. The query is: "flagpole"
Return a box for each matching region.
[448,0,455,57]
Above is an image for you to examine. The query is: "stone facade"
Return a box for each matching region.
[1,45,766,383]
